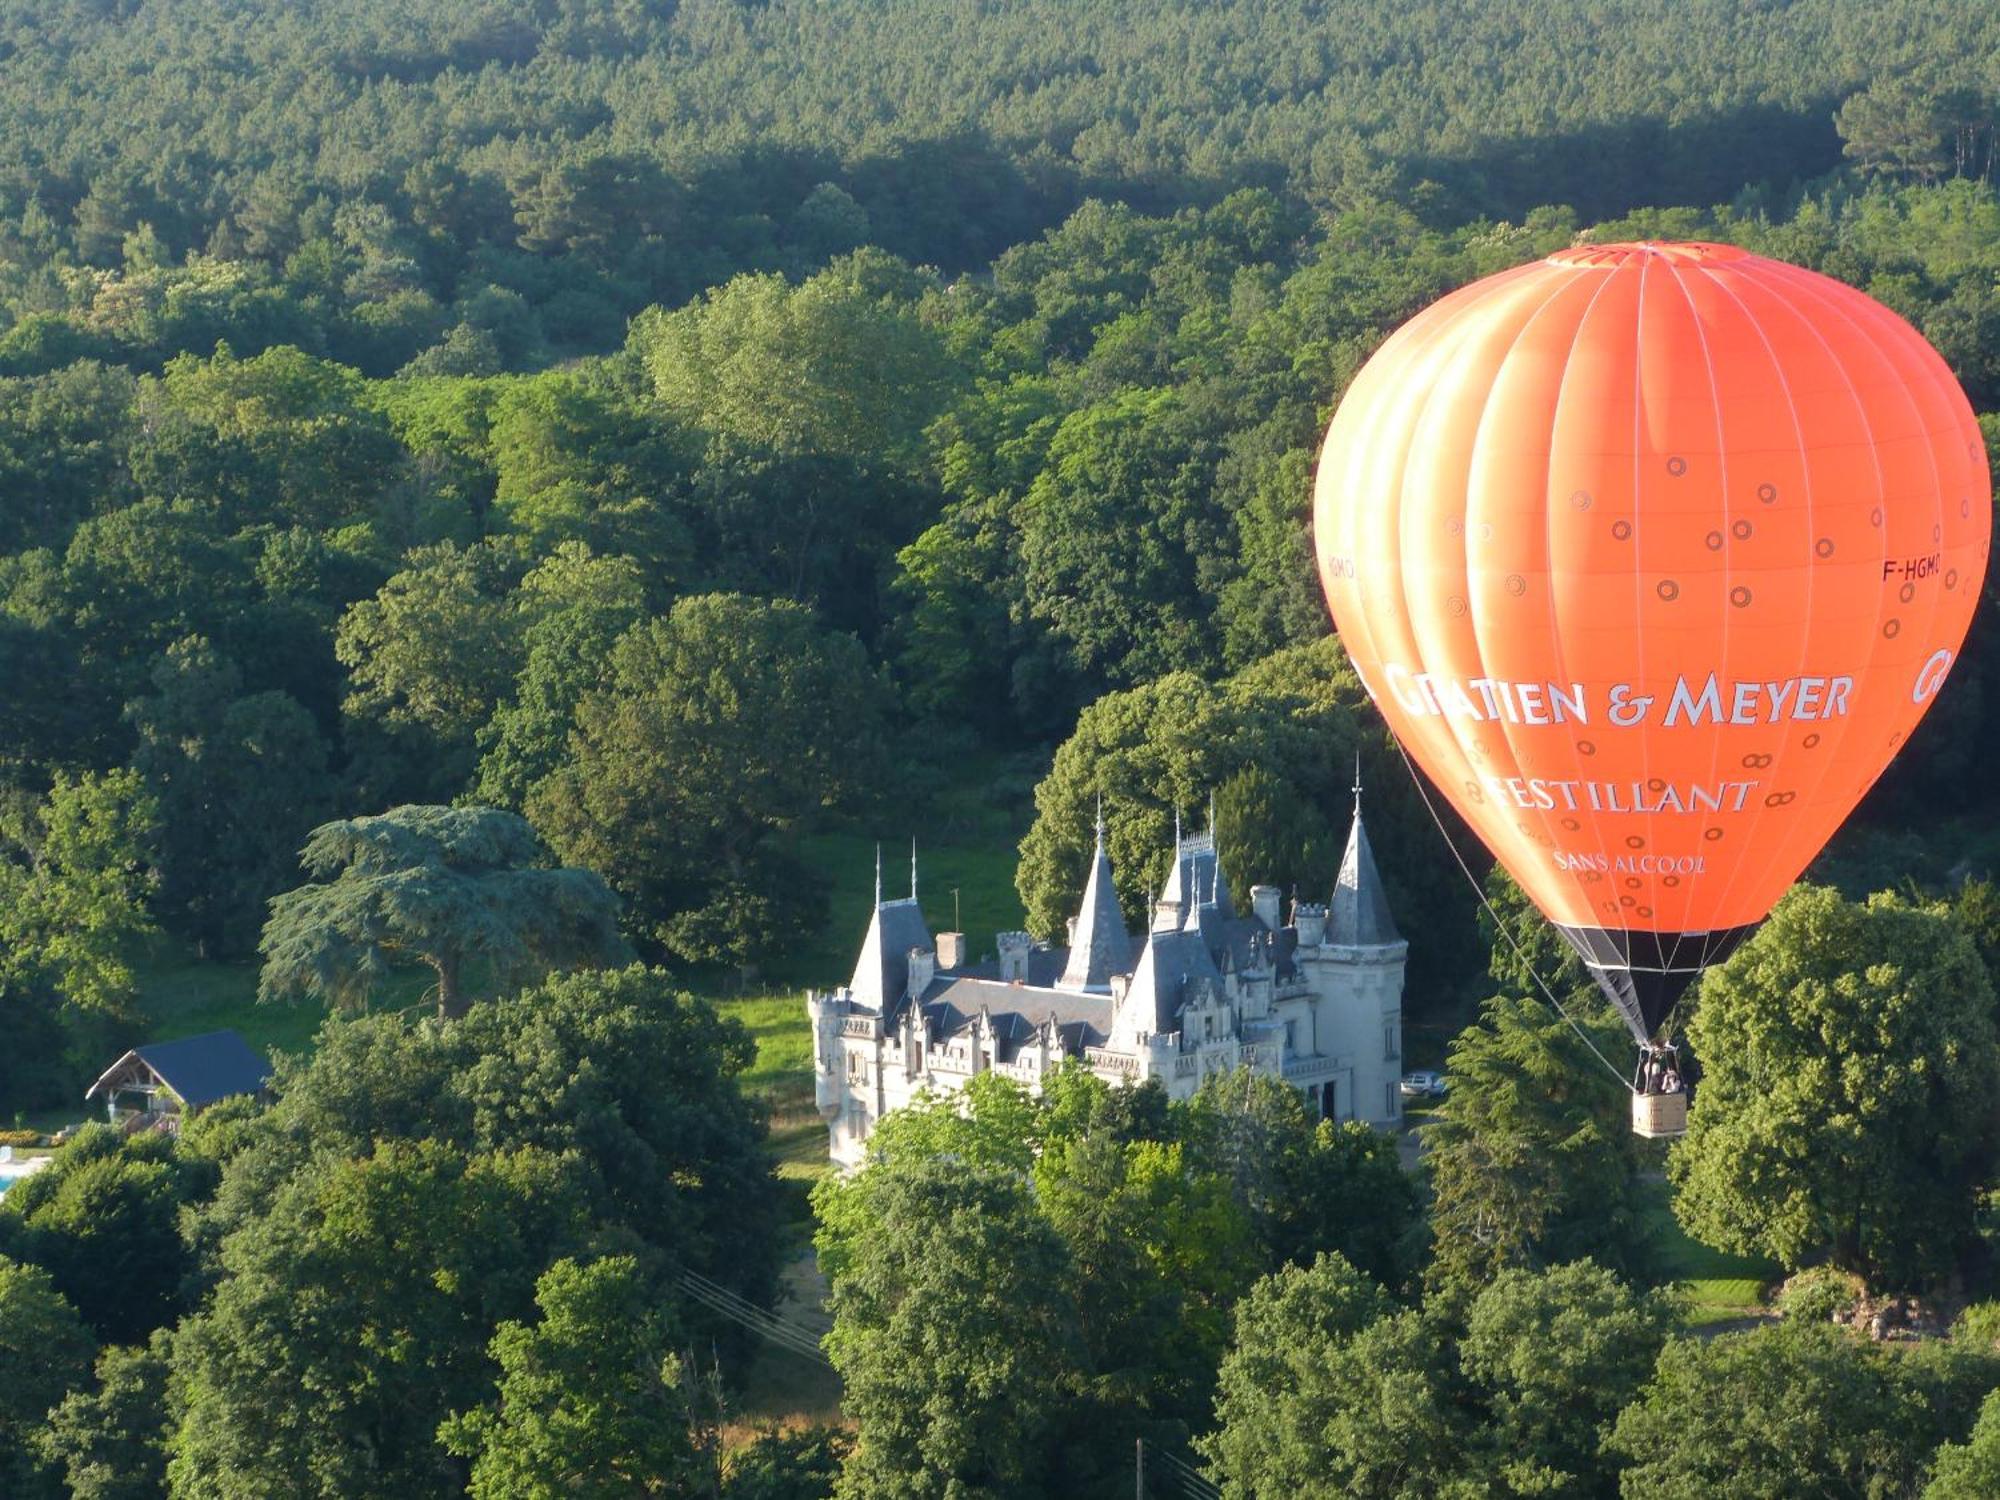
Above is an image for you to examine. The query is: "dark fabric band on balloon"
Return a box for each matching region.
[1553,922,1763,1043]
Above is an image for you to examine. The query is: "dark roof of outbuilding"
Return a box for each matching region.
[88,1030,271,1109]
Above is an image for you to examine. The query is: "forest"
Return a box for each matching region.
[6,1,2000,1497]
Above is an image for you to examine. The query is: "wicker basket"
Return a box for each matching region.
[1631,1090,1688,1139]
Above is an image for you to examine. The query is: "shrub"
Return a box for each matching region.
[1779,1265,1863,1323]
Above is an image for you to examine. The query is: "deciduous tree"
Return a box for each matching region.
[441,1256,713,1499]
[529,593,888,967]
[0,1255,96,1500]
[1201,1252,1465,1500]
[824,1160,1086,1500]
[1670,885,2000,1287]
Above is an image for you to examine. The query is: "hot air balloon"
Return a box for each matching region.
[1313,241,1991,1136]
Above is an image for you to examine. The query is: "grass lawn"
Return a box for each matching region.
[1634,1174,1781,1325]
[681,747,1043,1117]
[51,750,1044,1140]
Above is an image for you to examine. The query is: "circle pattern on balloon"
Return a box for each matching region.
[1309,242,1990,947]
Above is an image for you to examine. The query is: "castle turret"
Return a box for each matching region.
[849,842,934,1014]
[1328,783,1401,950]
[1061,804,1131,991]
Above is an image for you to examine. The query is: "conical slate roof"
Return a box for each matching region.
[1060,818,1130,991]
[848,845,933,1010]
[850,897,932,1009]
[1328,801,1400,947]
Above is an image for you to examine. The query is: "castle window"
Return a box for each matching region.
[1384,1022,1400,1061]
[1385,1081,1398,1119]
[1284,1019,1297,1055]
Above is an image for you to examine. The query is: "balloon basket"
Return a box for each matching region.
[1631,1090,1687,1139]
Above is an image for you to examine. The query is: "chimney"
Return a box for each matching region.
[1251,884,1281,928]
[935,932,966,970]
[1295,901,1327,947]
[997,931,1032,982]
[906,946,935,1002]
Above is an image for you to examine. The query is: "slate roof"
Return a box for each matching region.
[88,1030,271,1110]
[1060,823,1132,991]
[849,896,933,1010]
[1125,927,1222,1035]
[915,980,1116,1059]
[1329,803,1401,947]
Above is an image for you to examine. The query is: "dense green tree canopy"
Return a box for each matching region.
[529,592,889,966]
[1670,885,2000,1287]
[441,1255,712,1500]
[126,634,330,955]
[33,1336,171,1500]
[1201,1252,1463,1500]
[1607,1323,1996,1500]
[1424,993,1647,1296]
[825,1159,1086,1500]
[1459,1262,1674,1497]
[0,769,158,1106]
[0,1255,97,1500]
[175,965,780,1497]
[0,1124,201,1343]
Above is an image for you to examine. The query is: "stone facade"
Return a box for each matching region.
[808,797,1409,1169]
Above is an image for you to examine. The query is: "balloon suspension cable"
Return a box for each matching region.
[1385,736,1637,1095]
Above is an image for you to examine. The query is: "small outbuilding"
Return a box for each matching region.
[85,1029,272,1134]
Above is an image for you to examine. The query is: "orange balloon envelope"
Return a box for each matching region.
[1314,242,1991,1043]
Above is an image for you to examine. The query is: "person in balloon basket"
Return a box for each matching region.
[1636,1046,1682,1097]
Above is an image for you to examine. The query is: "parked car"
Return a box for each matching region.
[1400,1070,1447,1099]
